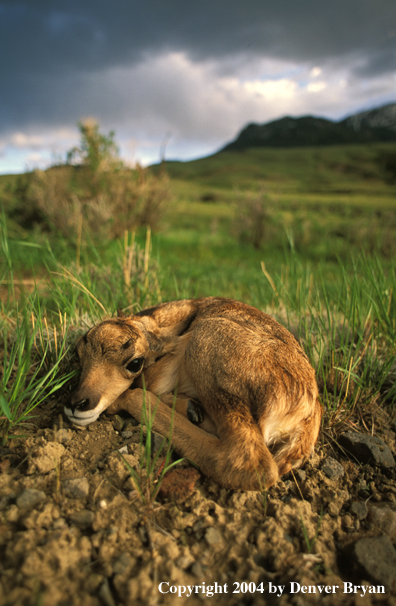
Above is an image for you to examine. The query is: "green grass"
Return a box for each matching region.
[0,215,77,441]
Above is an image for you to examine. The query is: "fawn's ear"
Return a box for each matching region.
[146,331,162,353]
[117,308,127,319]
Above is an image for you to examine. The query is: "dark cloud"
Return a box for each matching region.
[1,0,395,168]
[2,1,396,78]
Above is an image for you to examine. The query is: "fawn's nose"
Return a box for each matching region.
[71,397,91,413]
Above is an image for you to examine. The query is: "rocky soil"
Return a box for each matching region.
[1,399,396,606]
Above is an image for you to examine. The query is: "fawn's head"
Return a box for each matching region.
[65,317,161,426]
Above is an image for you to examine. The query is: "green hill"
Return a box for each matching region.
[157,143,396,202]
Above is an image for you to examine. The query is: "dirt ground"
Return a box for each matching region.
[1,395,396,606]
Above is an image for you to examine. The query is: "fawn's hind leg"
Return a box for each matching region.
[272,397,323,476]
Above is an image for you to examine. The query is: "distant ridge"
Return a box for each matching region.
[222,103,396,150]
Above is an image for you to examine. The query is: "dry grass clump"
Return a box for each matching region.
[234,190,277,249]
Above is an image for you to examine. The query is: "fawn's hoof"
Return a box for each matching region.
[187,400,204,425]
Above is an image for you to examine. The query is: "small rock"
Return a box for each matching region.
[193,518,205,533]
[205,527,223,547]
[5,504,19,523]
[130,425,146,439]
[62,477,90,499]
[158,468,201,501]
[342,514,354,529]
[353,535,396,592]
[69,509,95,530]
[118,445,128,455]
[350,501,368,520]
[162,541,180,560]
[339,431,395,469]
[190,561,204,578]
[16,488,46,509]
[150,432,169,455]
[295,469,306,482]
[113,552,136,575]
[99,579,116,606]
[107,452,139,481]
[55,429,73,444]
[322,457,344,480]
[112,415,125,432]
[328,502,341,517]
[121,431,134,439]
[27,442,66,474]
[368,503,396,541]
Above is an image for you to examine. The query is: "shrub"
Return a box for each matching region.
[13,120,170,241]
[234,190,276,249]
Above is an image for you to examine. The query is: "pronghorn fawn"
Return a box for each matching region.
[65,297,322,491]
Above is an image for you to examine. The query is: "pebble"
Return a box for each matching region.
[112,415,125,432]
[328,502,341,517]
[27,442,66,474]
[69,509,95,530]
[16,488,46,510]
[121,431,134,439]
[295,469,306,482]
[99,579,116,606]
[353,535,396,592]
[368,502,396,541]
[205,527,223,547]
[5,505,19,523]
[113,553,135,575]
[339,431,395,469]
[62,477,90,499]
[322,457,344,480]
[150,431,168,455]
[193,518,205,533]
[55,429,73,444]
[158,468,201,501]
[350,501,368,520]
[342,514,354,529]
[191,561,204,578]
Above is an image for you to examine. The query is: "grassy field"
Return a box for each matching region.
[1,141,396,440]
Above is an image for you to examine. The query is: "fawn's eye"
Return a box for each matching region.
[126,357,144,373]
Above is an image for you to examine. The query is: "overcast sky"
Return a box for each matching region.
[1,0,395,173]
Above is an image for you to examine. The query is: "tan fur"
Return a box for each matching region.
[65,297,322,491]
